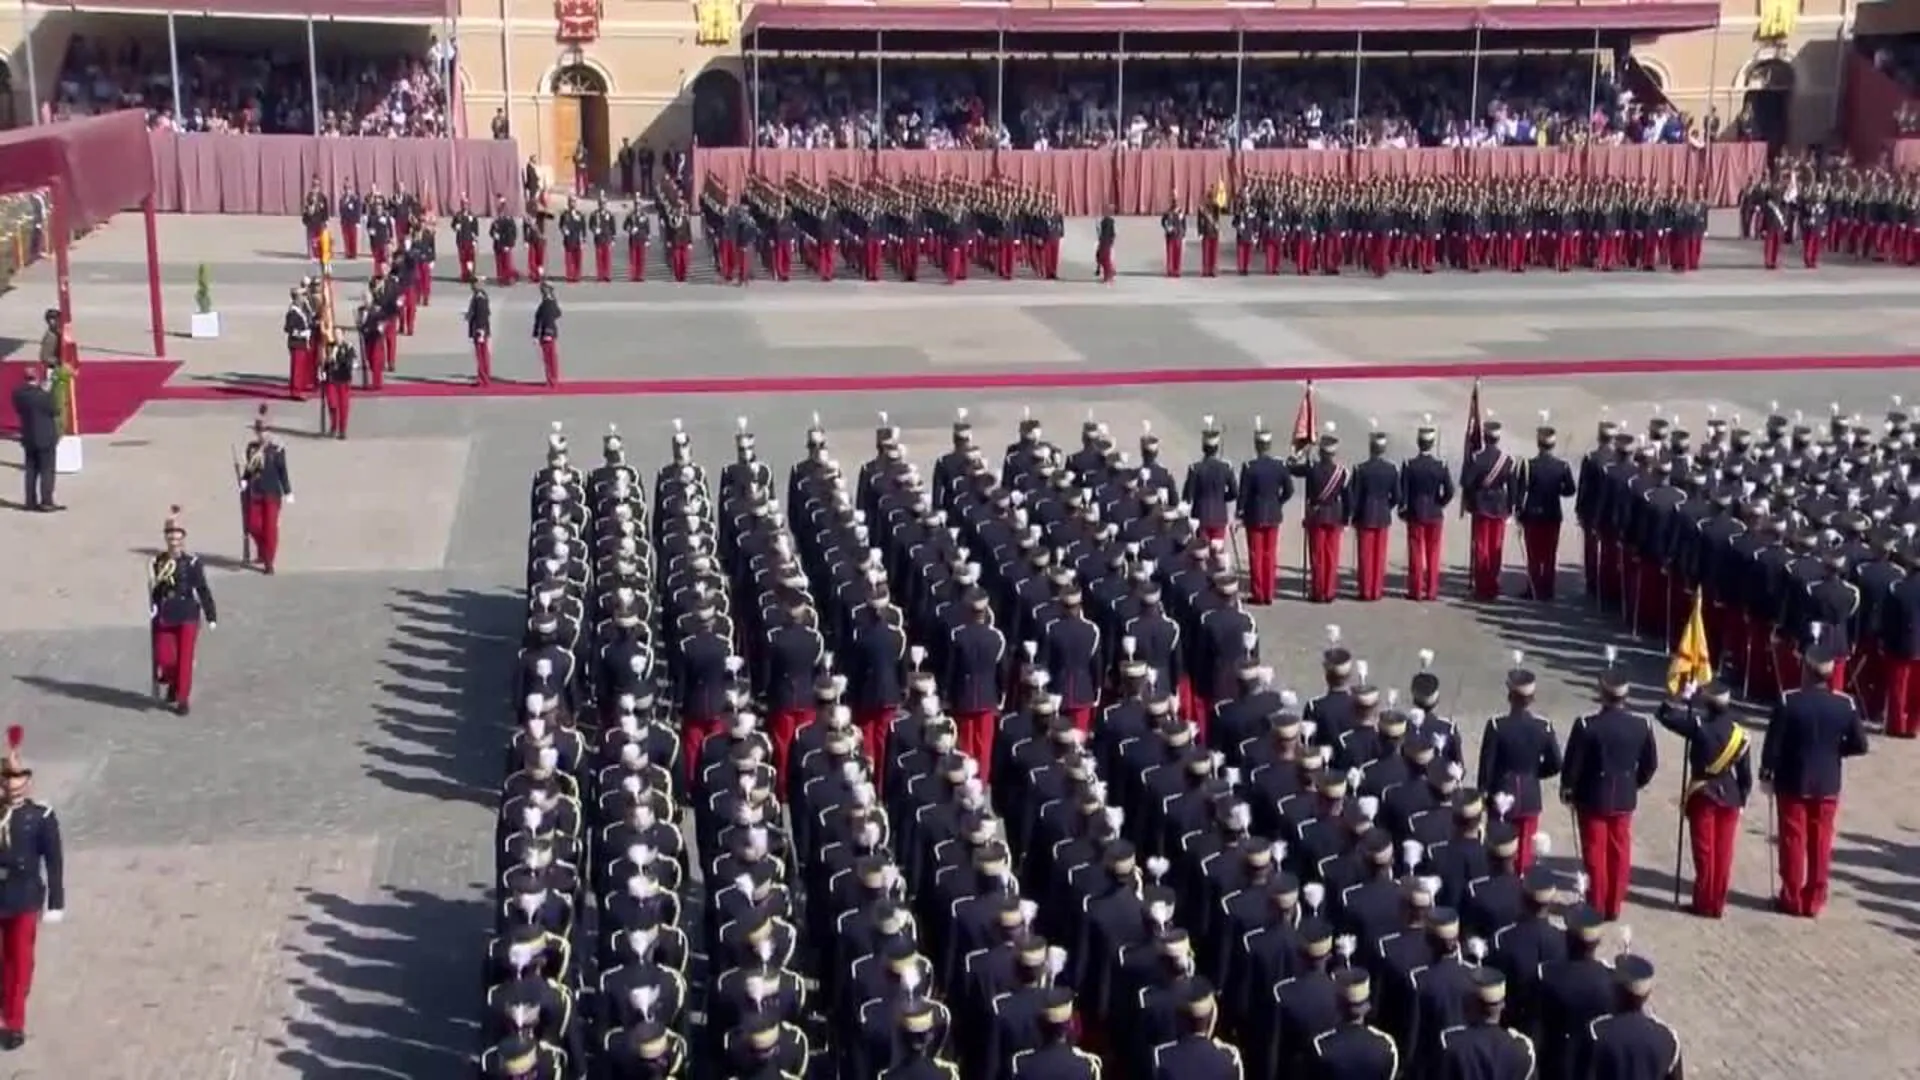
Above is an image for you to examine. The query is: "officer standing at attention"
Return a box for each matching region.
[0,726,63,1051]
[534,282,564,389]
[1162,198,1188,278]
[1435,967,1535,1080]
[1761,641,1869,918]
[467,281,494,387]
[590,194,619,282]
[1517,414,1577,601]
[1096,209,1117,284]
[559,197,589,283]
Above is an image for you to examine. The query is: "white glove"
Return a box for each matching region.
[43,909,63,924]
[285,494,295,506]
[207,623,217,631]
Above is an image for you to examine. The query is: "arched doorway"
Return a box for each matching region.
[550,63,610,192]
[0,60,14,130]
[1742,57,1795,149]
[691,68,746,148]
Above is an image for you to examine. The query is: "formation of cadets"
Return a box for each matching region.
[697,173,1066,285]
[474,405,1763,1079]
[1738,164,1920,270]
[1161,176,1714,280]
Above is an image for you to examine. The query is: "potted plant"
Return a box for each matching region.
[190,263,220,339]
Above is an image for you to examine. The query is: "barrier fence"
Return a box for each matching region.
[147,133,522,216]
[692,143,1767,214]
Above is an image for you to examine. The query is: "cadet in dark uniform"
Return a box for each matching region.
[1435,967,1535,1080]
[1476,664,1561,871]
[1309,968,1398,1080]
[491,196,521,285]
[149,506,218,714]
[1162,200,1188,278]
[1460,420,1520,601]
[1654,686,1748,914]
[453,198,481,282]
[534,282,564,389]
[1560,664,1658,921]
[1096,210,1117,284]
[1518,418,1576,601]
[0,727,64,1049]
[1761,642,1869,917]
[591,196,618,282]
[1008,987,1099,1080]
[468,281,494,386]
[320,331,355,440]
[1586,956,1683,1080]
[1149,978,1241,1080]
[559,197,588,283]
[1237,421,1293,606]
[339,183,362,259]
[1399,417,1453,602]
[1183,417,1237,548]
[1299,428,1350,604]
[239,408,294,574]
[626,201,652,282]
[1348,427,1399,602]
[478,1031,567,1077]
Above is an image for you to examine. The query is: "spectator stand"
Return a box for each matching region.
[710,3,1748,212]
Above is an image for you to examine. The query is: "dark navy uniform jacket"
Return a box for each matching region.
[151,551,217,627]
[1398,455,1454,523]
[1586,1010,1684,1080]
[1237,455,1293,527]
[1519,453,1576,524]
[1761,687,1868,798]
[1560,706,1659,815]
[1183,457,1238,530]
[1348,457,1400,530]
[1476,708,1563,818]
[1042,615,1102,710]
[1461,446,1521,519]
[946,621,1008,713]
[1655,700,1753,809]
[0,800,63,917]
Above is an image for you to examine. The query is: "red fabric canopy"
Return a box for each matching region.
[742,2,1720,35]
[0,111,154,231]
[48,0,449,18]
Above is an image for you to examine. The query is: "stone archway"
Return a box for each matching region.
[550,62,611,193]
[0,59,14,130]
[691,68,746,148]
[1740,57,1796,147]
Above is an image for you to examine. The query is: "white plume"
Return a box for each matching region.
[1327,624,1342,644]
[1336,935,1357,958]
[1302,882,1325,912]
[1493,792,1516,818]
[1604,645,1618,665]
[1511,649,1525,667]
[1533,832,1553,858]
[1357,796,1380,823]
[1402,840,1424,867]
[1467,937,1488,962]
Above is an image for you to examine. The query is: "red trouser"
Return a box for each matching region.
[539,339,560,386]
[768,707,810,785]
[306,224,323,258]
[954,709,995,784]
[1776,794,1839,916]
[343,222,359,259]
[401,288,418,336]
[1763,230,1782,269]
[564,245,584,282]
[1305,524,1342,602]
[595,242,613,282]
[383,320,399,371]
[288,344,315,397]
[1164,235,1183,277]
[0,912,38,1032]
[857,706,901,778]
[1236,239,1253,275]
[1405,520,1444,600]
[242,494,283,570]
[414,260,433,306]
[493,247,517,285]
[152,620,201,705]
[1096,247,1115,282]
[574,167,589,197]
[1353,526,1388,600]
[1511,814,1541,872]
[1886,657,1920,737]
[680,714,717,784]
[372,242,389,277]
[629,240,647,282]
[1520,520,1561,600]
[458,240,476,282]
[1685,794,1740,917]
[1197,524,1228,550]
[363,336,385,390]
[529,242,547,280]
[671,243,689,282]
[1576,810,1634,919]
[1200,234,1219,277]
[1243,524,1279,604]
[322,381,351,436]
[1065,706,1093,735]
[1469,515,1507,599]
[472,338,492,385]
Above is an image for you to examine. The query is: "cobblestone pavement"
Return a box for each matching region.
[0,214,1917,1076]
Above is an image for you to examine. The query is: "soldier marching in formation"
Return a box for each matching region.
[492,195,524,286]
[478,409,1724,1080]
[338,181,364,260]
[148,505,217,715]
[1739,164,1920,270]
[238,405,293,575]
[454,197,484,283]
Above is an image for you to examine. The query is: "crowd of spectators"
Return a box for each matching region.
[753,54,1698,150]
[52,32,456,137]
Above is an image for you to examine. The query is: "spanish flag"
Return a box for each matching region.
[1666,590,1713,695]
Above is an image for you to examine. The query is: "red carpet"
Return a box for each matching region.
[148,351,1920,402]
[0,359,182,435]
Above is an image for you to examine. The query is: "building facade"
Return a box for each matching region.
[0,0,1880,177]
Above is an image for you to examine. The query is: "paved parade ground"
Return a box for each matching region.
[0,213,1918,1076]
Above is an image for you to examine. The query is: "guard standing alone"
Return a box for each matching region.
[149,506,218,715]
[239,407,294,575]
[534,282,564,389]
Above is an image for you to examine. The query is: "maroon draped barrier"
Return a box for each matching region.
[691,143,1764,213]
[1842,52,1918,165]
[148,133,521,215]
[1894,140,1920,169]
